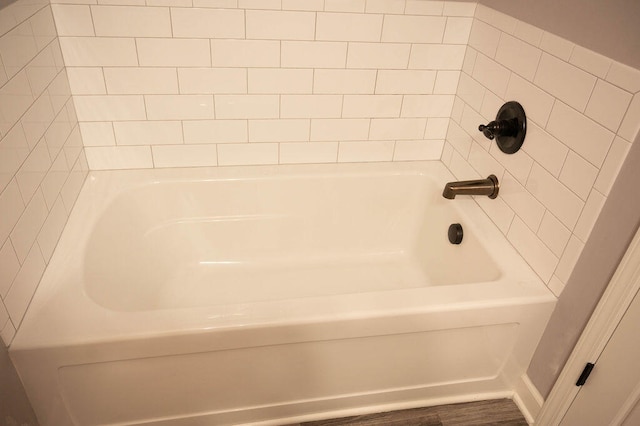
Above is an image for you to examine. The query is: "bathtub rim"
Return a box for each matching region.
[10,161,556,351]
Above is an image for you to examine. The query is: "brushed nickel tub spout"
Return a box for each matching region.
[442,175,499,199]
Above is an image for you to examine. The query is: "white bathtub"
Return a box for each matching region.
[10,161,555,426]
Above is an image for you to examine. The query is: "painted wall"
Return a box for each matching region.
[478,0,640,70]
[52,0,478,169]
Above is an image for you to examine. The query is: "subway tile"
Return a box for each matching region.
[462,46,477,75]
[66,67,106,95]
[4,245,45,326]
[279,142,338,164]
[449,148,480,179]
[41,151,70,210]
[148,0,191,5]
[238,0,280,8]
[618,94,640,142]
[215,95,279,119]
[280,95,342,119]
[248,69,313,94]
[211,39,279,68]
[526,162,584,229]
[574,189,606,243]
[375,70,436,94]
[593,136,631,196]
[381,15,446,43]
[401,95,454,118]
[26,46,59,98]
[489,143,533,186]
[84,146,153,169]
[0,71,34,136]
[521,123,568,177]
[472,53,510,98]
[347,42,411,69]
[475,195,515,235]
[60,152,88,212]
[559,151,598,201]
[21,93,55,150]
[91,5,171,37]
[459,103,489,148]
[104,67,178,94]
[605,61,640,93]
[495,32,541,81]
[0,240,20,298]
[369,118,426,140]
[60,37,138,66]
[537,211,571,257]
[443,1,476,17]
[534,53,596,112]
[193,0,238,7]
[468,19,500,58]
[114,121,183,145]
[30,6,57,50]
[183,120,247,144]
[445,119,472,157]
[475,5,516,33]
[36,196,68,263]
[342,95,402,118]
[539,32,574,61]
[246,10,315,40]
[74,95,146,121]
[281,41,347,68]
[1,320,16,346]
[443,17,473,44]
[10,189,48,263]
[507,217,558,283]
[217,143,279,166]
[323,0,364,13]
[178,68,247,94]
[48,70,73,114]
[248,119,310,142]
[310,119,370,141]
[408,44,466,70]
[51,4,95,36]
[171,7,244,38]
[313,69,376,94]
[584,79,632,132]
[79,122,115,146]
[504,73,554,127]
[62,128,83,171]
[137,38,210,67]
[513,20,543,47]
[97,0,146,5]
[0,125,30,192]
[554,235,584,284]
[145,95,214,120]
[569,46,612,79]
[394,140,444,161]
[441,142,454,167]
[500,171,545,231]
[547,275,565,297]
[365,0,404,13]
[45,108,73,160]
[0,181,25,244]
[546,102,615,168]
[316,12,382,42]
[479,90,503,123]
[424,117,449,139]
[152,144,218,167]
[434,71,460,94]
[282,0,324,11]
[338,140,395,162]
[15,138,51,206]
[0,21,38,79]
[404,0,443,16]
[456,73,484,111]
[468,142,504,179]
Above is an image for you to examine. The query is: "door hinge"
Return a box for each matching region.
[576,362,595,386]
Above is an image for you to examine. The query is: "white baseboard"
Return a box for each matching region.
[513,374,545,424]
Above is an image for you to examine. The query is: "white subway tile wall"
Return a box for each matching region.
[445,4,640,295]
[0,0,88,345]
[53,1,477,168]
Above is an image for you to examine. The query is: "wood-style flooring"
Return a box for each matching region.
[287,399,528,426]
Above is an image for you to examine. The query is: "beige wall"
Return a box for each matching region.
[477,0,640,70]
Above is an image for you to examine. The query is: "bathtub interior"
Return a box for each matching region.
[83,165,501,312]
